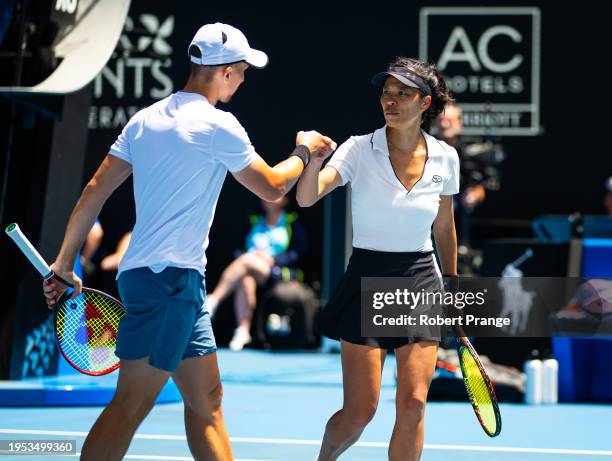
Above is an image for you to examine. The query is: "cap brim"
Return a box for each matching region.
[371,72,421,89]
[245,48,268,69]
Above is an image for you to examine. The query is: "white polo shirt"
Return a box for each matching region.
[327,126,460,252]
[109,91,257,276]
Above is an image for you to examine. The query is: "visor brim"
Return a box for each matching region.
[371,72,422,90]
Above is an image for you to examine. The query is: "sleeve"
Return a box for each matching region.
[211,113,257,172]
[326,137,360,185]
[442,147,460,195]
[108,121,133,164]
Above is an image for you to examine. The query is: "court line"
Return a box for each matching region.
[81,455,271,461]
[2,429,612,457]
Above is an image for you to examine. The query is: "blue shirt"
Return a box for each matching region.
[245,213,290,258]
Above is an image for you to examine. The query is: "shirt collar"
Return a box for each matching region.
[371,125,440,158]
[371,126,389,155]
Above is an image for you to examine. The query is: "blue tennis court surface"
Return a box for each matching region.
[1,350,611,460]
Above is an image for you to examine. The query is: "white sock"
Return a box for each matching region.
[205,296,218,315]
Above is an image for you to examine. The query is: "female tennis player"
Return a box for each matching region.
[297,57,459,461]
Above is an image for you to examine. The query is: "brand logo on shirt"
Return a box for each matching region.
[432,175,442,183]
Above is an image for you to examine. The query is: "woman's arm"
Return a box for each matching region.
[433,195,458,276]
[296,160,343,207]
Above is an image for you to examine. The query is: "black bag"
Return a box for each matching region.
[427,347,525,403]
[254,281,320,350]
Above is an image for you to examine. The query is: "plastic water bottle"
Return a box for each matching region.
[524,350,543,404]
[542,352,559,404]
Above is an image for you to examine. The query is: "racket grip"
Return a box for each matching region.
[5,223,53,279]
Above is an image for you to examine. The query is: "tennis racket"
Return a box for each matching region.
[443,276,501,437]
[455,334,502,437]
[5,223,124,376]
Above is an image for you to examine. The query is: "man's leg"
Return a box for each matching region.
[81,358,170,461]
[318,340,386,461]
[388,341,438,461]
[173,353,233,461]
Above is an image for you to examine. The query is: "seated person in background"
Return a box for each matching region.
[79,219,104,277]
[73,219,104,281]
[205,196,307,350]
[436,102,500,211]
[435,102,502,251]
[100,231,132,271]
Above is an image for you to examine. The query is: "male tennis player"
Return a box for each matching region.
[42,22,335,461]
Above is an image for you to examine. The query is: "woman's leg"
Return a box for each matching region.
[229,275,258,350]
[318,340,386,461]
[227,255,271,350]
[389,341,438,461]
[207,253,271,314]
[234,274,257,330]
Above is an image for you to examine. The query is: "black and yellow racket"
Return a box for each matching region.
[6,223,124,376]
[455,334,502,437]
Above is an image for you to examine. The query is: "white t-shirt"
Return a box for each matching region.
[327,126,460,252]
[109,91,257,276]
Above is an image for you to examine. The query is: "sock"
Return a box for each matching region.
[205,296,219,315]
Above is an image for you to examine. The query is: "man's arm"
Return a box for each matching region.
[233,155,305,201]
[232,131,335,201]
[43,155,132,306]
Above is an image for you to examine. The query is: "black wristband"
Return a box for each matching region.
[290,145,310,167]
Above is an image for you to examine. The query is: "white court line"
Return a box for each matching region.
[1,449,268,461]
[78,455,270,461]
[2,429,612,457]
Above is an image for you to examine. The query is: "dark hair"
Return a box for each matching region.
[188,45,246,81]
[388,57,454,129]
[188,45,217,81]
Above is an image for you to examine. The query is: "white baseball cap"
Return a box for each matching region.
[188,23,268,68]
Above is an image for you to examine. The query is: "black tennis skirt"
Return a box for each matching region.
[319,247,442,350]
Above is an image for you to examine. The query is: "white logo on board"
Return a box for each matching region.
[120,14,174,55]
[90,14,175,129]
[438,26,523,74]
[419,7,541,136]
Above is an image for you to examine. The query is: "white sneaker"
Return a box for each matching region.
[229,328,251,351]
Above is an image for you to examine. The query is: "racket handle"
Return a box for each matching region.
[5,223,54,279]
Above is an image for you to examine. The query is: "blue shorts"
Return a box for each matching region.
[116,267,216,372]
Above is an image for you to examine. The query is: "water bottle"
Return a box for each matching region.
[542,351,559,404]
[524,350,543,404]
